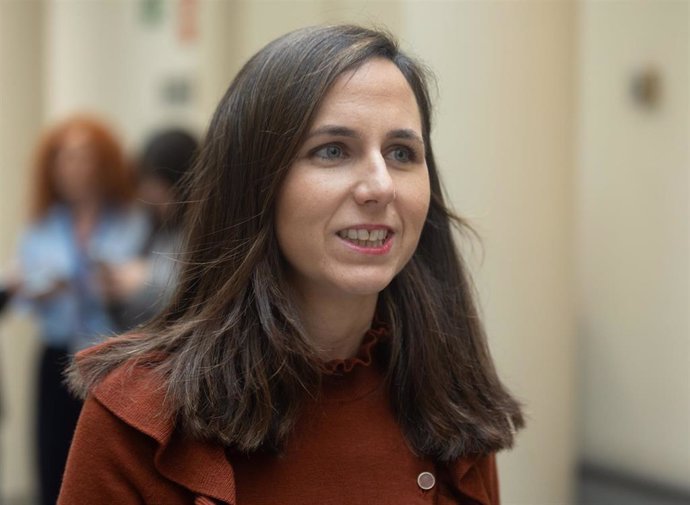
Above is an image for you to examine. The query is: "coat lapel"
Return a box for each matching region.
[91,357,237,504]
[156,431,236,504]
[446,453,498,505]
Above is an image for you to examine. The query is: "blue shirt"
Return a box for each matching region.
[16,204,150,351]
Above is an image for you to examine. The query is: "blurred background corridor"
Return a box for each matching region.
[0,1,688,504]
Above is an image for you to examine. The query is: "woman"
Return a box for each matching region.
[59,25,524,504]
[15,115,149,505]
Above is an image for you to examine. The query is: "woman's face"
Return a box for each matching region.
[52,127,102,205]
[275,58,431,301]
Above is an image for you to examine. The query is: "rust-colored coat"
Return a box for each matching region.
[58,358,500,505]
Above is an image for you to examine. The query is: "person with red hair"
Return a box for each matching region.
[14,115,149,505]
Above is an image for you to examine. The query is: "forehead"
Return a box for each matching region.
[310,58,422,131]
[59,127,95,150]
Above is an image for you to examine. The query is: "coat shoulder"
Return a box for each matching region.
[90,351,174,444]
[59,392,193,504]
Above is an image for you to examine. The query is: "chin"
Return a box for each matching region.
[334,276,395,298]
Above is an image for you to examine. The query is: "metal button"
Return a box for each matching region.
[417,471,436,490]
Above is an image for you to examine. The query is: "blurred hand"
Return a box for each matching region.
[10,262,69,301]
[99,259,150,301]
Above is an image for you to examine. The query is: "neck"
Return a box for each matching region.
[292,285,378,362]
[70,198,102,218]
[69,200,102,246]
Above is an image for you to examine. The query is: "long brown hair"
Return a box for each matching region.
[70,25,524,461]
[30,114,133,219]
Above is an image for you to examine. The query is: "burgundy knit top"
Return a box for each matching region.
[229,325,497,504]
[58,327,499,504]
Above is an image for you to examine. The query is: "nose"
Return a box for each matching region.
[352,152,395,206]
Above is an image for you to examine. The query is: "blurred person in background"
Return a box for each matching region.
[102,128,198,329]
[59,26,523,504]
[13,115,149,505]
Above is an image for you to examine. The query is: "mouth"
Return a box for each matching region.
[336,227,393,249]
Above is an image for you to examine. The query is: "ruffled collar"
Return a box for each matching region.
[320,322,389,374]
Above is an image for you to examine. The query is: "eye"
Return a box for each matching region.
[313,144,345,160]
[389,146,415,163]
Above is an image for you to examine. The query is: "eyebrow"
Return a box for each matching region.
[306,125,358,140]
[306,125,425,146]
[386,128,425,146]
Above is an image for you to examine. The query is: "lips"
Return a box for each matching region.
[337,227,391,248]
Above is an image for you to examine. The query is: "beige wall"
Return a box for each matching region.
[199,1,404,121]
[0,0,44,500]
[45,0,202,148]
[576,0,690,489]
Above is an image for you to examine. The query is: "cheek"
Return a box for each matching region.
[403,171,432,232]
[274,171,325,264]
[277,176,312,235]
[276,167,345,232]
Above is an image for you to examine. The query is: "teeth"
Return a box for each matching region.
[338,228,389,246]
